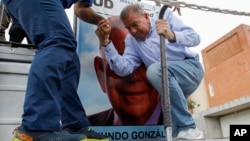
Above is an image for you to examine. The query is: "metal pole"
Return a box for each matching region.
[158,4,172,141]
[0,0,5,29]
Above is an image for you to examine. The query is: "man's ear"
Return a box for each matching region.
[144,12,149,19]
[94,56,107,93]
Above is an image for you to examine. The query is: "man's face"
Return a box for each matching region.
[105,64,159,125]
[94,17,159,124]
[122,12,151,40]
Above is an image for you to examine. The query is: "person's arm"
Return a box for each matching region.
[159,9,200,47]
[95,19,141,77]
[74,2,104,25]
[95,19,111,47]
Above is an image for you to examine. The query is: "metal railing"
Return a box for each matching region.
[0,1,4,29]
[144,0,250,16]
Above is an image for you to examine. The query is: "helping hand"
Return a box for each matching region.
[95,19,111,46]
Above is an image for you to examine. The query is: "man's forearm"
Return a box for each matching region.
[74,2,104,25]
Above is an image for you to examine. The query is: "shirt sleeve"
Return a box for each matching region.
[62,0,93,9]
[103,41,141,77]
[164,9,200,47]
[77,0,93,6]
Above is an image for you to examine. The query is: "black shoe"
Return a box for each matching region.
[64,127,109,141]
[13,126,87,141]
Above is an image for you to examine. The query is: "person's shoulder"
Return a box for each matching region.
[124,33,134,43]
[88,108,114,126]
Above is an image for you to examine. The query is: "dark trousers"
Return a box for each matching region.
[3,0,90,131]
[9,23,32,44]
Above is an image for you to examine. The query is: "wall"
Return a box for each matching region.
[0,46,35,141]
[202,24,250,107]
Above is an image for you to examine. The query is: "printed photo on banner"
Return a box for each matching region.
[76,0,165,140]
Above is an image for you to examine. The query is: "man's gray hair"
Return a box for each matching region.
[120,4,144,20]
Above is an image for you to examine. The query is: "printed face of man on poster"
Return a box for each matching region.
[88,16,162,125]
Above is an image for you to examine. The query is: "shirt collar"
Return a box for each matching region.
[113,101,161,125]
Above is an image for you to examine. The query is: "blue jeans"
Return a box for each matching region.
[3,0,90,131]
[146,59,204,138]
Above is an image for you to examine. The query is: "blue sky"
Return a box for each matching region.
[76,20,111,115]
